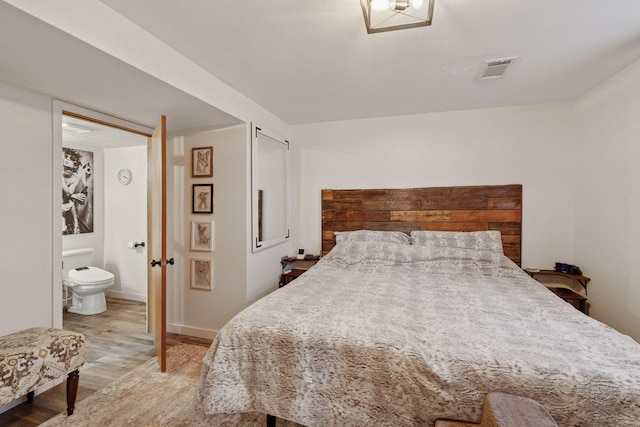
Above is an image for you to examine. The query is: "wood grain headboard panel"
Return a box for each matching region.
[321,184,522,266]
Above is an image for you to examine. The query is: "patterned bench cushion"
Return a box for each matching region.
[0,327,85,404]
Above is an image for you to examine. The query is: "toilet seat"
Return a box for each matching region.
[68,266,114,286]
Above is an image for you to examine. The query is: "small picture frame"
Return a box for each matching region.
[192,184,213,214]
[190,258,213,291]
[191,146,213,178]
[191,220,213,252]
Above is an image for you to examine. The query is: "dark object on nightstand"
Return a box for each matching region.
[280,256,319,287]
[555,262,582,276]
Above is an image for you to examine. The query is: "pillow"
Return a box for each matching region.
[334,230,411,245]
[410,230,504,254]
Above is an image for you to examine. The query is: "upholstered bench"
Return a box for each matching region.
[0,327,85,415]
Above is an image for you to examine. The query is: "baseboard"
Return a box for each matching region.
[106,290,146,303]
[167,323,218,340]
[0,398,22,414]
[0,377,62,414]
[102,294,217,341]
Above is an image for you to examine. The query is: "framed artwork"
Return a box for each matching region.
[191,258,213,291]
[62,147,94,235]
[192,146,213,178]
[191,220,213,251]
[192,184,213,214]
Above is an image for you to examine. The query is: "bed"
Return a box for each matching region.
[194,185,640,426]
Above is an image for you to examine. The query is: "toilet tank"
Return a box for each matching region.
[62,248,95,279]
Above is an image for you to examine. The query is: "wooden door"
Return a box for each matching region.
[148,116,167,371]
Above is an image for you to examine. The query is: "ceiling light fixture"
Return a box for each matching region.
[361,0,435,34]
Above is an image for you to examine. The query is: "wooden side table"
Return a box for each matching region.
[548,287,587,313]
[280,258,319,287]
[525,268,590,314]
[525,269,591,294]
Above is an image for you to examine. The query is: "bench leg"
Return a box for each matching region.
[266,414,276,427]
[66,369,80,416]
[26,390,34,404]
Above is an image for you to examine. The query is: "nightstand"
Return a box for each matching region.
[280,258,319,287]
[548,287,587,313]
[525,268,590,314]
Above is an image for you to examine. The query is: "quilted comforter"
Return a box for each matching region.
[194,241,640,426]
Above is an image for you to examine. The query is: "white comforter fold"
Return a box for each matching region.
[195,242,640,426]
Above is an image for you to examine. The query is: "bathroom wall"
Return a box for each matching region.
[104,146,148,301]
[62,140,148,302]
[61,142,105,266]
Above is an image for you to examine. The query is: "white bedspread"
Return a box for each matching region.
[194,241,640,426]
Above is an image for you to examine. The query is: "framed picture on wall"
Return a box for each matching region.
[192,184,213,214]
[62,147,94,235]
[191,258,213,291]
[191,220,213,251]
[191,146,213,178]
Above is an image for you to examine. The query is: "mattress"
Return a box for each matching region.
[194,241,640,426]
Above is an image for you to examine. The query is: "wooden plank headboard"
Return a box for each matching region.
[321,184,522,266]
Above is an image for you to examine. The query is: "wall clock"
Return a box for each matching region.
[118,168,133,185]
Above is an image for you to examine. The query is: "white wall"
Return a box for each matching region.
[0,82,53,336]
[291,103,577,269]
[61,142,148,303]
[573,58,640,340]
[104,146,147,301]
[166,126,250,338]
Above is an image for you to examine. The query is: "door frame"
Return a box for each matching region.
[52,101,154,328]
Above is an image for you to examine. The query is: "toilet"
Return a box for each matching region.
[62,248,115,315]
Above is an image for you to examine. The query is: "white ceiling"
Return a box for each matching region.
[2,1,640,130]
[0,1,241,133]
[62,116,148,148]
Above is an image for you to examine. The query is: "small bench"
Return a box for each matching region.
[0,327,85,415]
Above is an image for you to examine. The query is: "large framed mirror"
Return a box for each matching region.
[252,124,289,252]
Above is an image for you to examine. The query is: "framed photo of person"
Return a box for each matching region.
[62,147,95,235]
[192,146,213,178]
[191,220,213,252]
[192,184,213,214]
[190,258,213,291]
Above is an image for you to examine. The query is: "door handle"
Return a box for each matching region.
[150,258,174,267]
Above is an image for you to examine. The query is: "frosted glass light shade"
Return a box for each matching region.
[360,0,435,34]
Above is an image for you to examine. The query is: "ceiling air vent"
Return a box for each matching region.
[480,57,518,80]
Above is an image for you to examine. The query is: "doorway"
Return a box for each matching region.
[61,114,149,312]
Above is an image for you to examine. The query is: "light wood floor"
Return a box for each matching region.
[0,298,212,427]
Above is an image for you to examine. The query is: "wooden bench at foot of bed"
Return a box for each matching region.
[0,327,85,415]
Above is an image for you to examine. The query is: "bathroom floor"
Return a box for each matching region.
[0,297,212,427]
